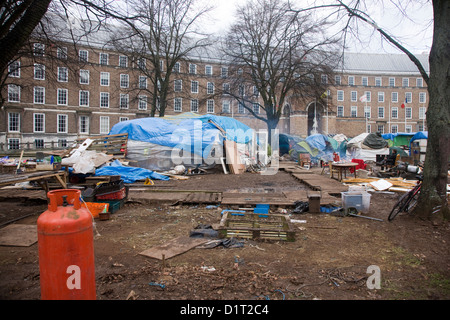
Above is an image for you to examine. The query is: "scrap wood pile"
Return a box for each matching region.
[342,177,419,192]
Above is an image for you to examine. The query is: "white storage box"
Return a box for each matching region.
[341,192,371,214]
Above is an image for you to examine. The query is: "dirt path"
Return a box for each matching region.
[0,168,449,301]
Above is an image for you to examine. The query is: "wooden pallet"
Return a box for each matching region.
[218,211,296,242]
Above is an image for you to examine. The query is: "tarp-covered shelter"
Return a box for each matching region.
[346,133,389,161]
[382,132,415,147]
[109,113,255,171]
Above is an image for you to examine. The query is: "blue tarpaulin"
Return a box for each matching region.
[109,113,254,158]
[95,160,169,183]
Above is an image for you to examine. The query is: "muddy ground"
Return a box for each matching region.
[0,167,449,304]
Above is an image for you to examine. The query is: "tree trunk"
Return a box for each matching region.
[416,0,450,221]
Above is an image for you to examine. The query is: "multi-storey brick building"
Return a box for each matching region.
[1,32,429,153]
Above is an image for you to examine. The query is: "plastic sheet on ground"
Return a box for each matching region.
[94,160,169,183]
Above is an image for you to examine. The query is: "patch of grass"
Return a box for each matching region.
[428,273,450,295]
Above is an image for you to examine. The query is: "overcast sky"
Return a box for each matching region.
[206,0,434,55]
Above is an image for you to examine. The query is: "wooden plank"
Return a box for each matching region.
[0,224,37,247]
[139,236,209,260]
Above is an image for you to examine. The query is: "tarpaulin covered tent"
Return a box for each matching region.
[109,113,255,171]
[346,133,389,161]
[382,132,416,147]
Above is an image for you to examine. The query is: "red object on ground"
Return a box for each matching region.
[350,159,366,173]
[37,189,96,300]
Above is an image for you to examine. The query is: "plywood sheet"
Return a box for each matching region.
[139,236,209,260]
[0,224,37,247]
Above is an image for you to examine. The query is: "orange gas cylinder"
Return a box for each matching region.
[37,189,96,300]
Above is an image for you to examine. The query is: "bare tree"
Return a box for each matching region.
[109,0,214,117]
[222,0,341,138]
[288,0,449,221]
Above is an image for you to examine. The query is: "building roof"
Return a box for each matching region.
[338,52,430,76]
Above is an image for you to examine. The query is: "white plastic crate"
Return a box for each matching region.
[341,192,371,213]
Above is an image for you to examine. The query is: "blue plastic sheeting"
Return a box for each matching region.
[410,131,428,143]
[95,160,169,183]
[109,113,254,158]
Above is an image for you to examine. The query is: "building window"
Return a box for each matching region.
[34,87,45,104]
[334,75,341,85]
[365,91,371,102]
[416,78,423,87]
[402,78,409,87]
[120,74,129,88]
[138,95,147,110]
[221,67,228,78]
[207,100,214,113]
[79,50,88,62]
[33,43,45,57]
[350,106,357,118]
[191,81,199,94]
[375,77,382,87]
[190,99,199,112]
[378,107,384,118]
[119,117,129,122]
[119,94,129,109]
[351,91,357,102]
[8,61,20,77]
[238,102,245,114]
[389,77,395,87]
[405,92,412,103]
[222,100,231,113]
[58,139,68,148]
[378,92,385,103]
[419,107,426,120]
[321,75,328,84]
[364,106,371,119]
[8,138,20,150]
[137,58,146,70]
[377,125,385,134]
[337,90,344,101]
[57,88,68,105]
[205,65,213,76]
[419,92,426,103]
[80,70,89,84]
[119,55,128,67]
[100,92,109,108]
[189,63,197,75]
[99,116,110,134]
[34,64,45,80]
[58,67,68,82]
[223,83,230,95]
[348,76,355,86]
[391,107,398,119]
[405,107,412,119]
[337,106,344,117]
[35,139,44,149]
[207,82,214,95]
[391,125,398,134]
[79,90,89,107]
[99,52,109,65]
[405,125,413,133]
[174,79,182,92]
[362,77,368,86]
[57,47,67,60]
[57,114,68,133]
[79,116,89,134]
[391,92,398,103]
[100,72,110,86]
[139,76,147,89]
[8,84,20,102]
[253,103,260,114]
[367,124,371,133]
[8,112,20,132]
[173,62,180,73]
[174,98,182,112]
